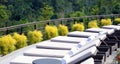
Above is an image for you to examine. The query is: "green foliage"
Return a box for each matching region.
[28,30,43,45]
[69,11,86,21]
[100,19,112,26]
[0,35,16,55]
[70,11,86,17]
[114,18,120,25]
[39,5,54,20]
[58,24,68,36]
[112,3,120,14]
[91,6,99,15]
[0,5,10,21]
[13,33,27,49]
[10,0,34,21]
[88,20,99,28]
[0,0,120,26]
[72,23,84,31]
[44,25,58,40]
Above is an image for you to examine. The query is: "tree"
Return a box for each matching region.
[39,5,54,20]
[90,5,99,15]
[0,5,9,21]
[112,3,120,14]
[0,0,120,24]
[10,0,34,21]
[69,11,86,17]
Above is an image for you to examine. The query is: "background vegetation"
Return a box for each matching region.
[0,0,120,27]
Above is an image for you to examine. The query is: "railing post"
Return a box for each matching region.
[64,20,67,26]
[20,27,23,34]
[6,30,8,35]
[46,22,50,25]
[66,20,71,31]
[73,19,76,24]
[60,20,63,24]
[5,21,8,35]
[34,24,37,30]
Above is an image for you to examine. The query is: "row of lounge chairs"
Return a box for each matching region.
[10,25,120,64]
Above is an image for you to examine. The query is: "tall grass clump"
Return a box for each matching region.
[72,23,84,31]
[114,18,120,25]
[58,24,68,36]
[88,20,99,28]
[44,25,58,40]
[13,33,27,49]
[28,30,43,45]
[0,35,16,55]
[101,18,112,26]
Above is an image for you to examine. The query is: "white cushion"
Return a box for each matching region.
[50,36,99,47]
[24,48,69,58]
[51,36,87,43]
[68,31,106,40]
[86,28,114,35]
[86,28,107,34]
[103,25,120,30]
[36,40,77,50]
[68,31,99,37]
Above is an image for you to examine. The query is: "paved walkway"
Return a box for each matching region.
[0,43,37,64]
[105,51,117,64]
[105,48,120,64]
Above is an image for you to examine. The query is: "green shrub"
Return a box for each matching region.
[58,24,68,36]
[13,33,27,49]
[88,20,99,28]
[72,23,84,31]
[0,35,16,55]
[100,19,112,26]
[28,30,43,45]
[44,25,58,39]
[114,18,120,25]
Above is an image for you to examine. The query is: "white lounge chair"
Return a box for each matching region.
[85,28,114,35]
[50,36,100,47]
[85,28,117,55]
[103,25,120,30]
[10,46,97,64]
[66,46,97,64]
[24,41,97,58]
[68,31,98,37]
[68,31,106,41]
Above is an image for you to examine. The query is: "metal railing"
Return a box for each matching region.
[0,14,120,35]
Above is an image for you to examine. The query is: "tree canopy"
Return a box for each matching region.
[0,0,120,26]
